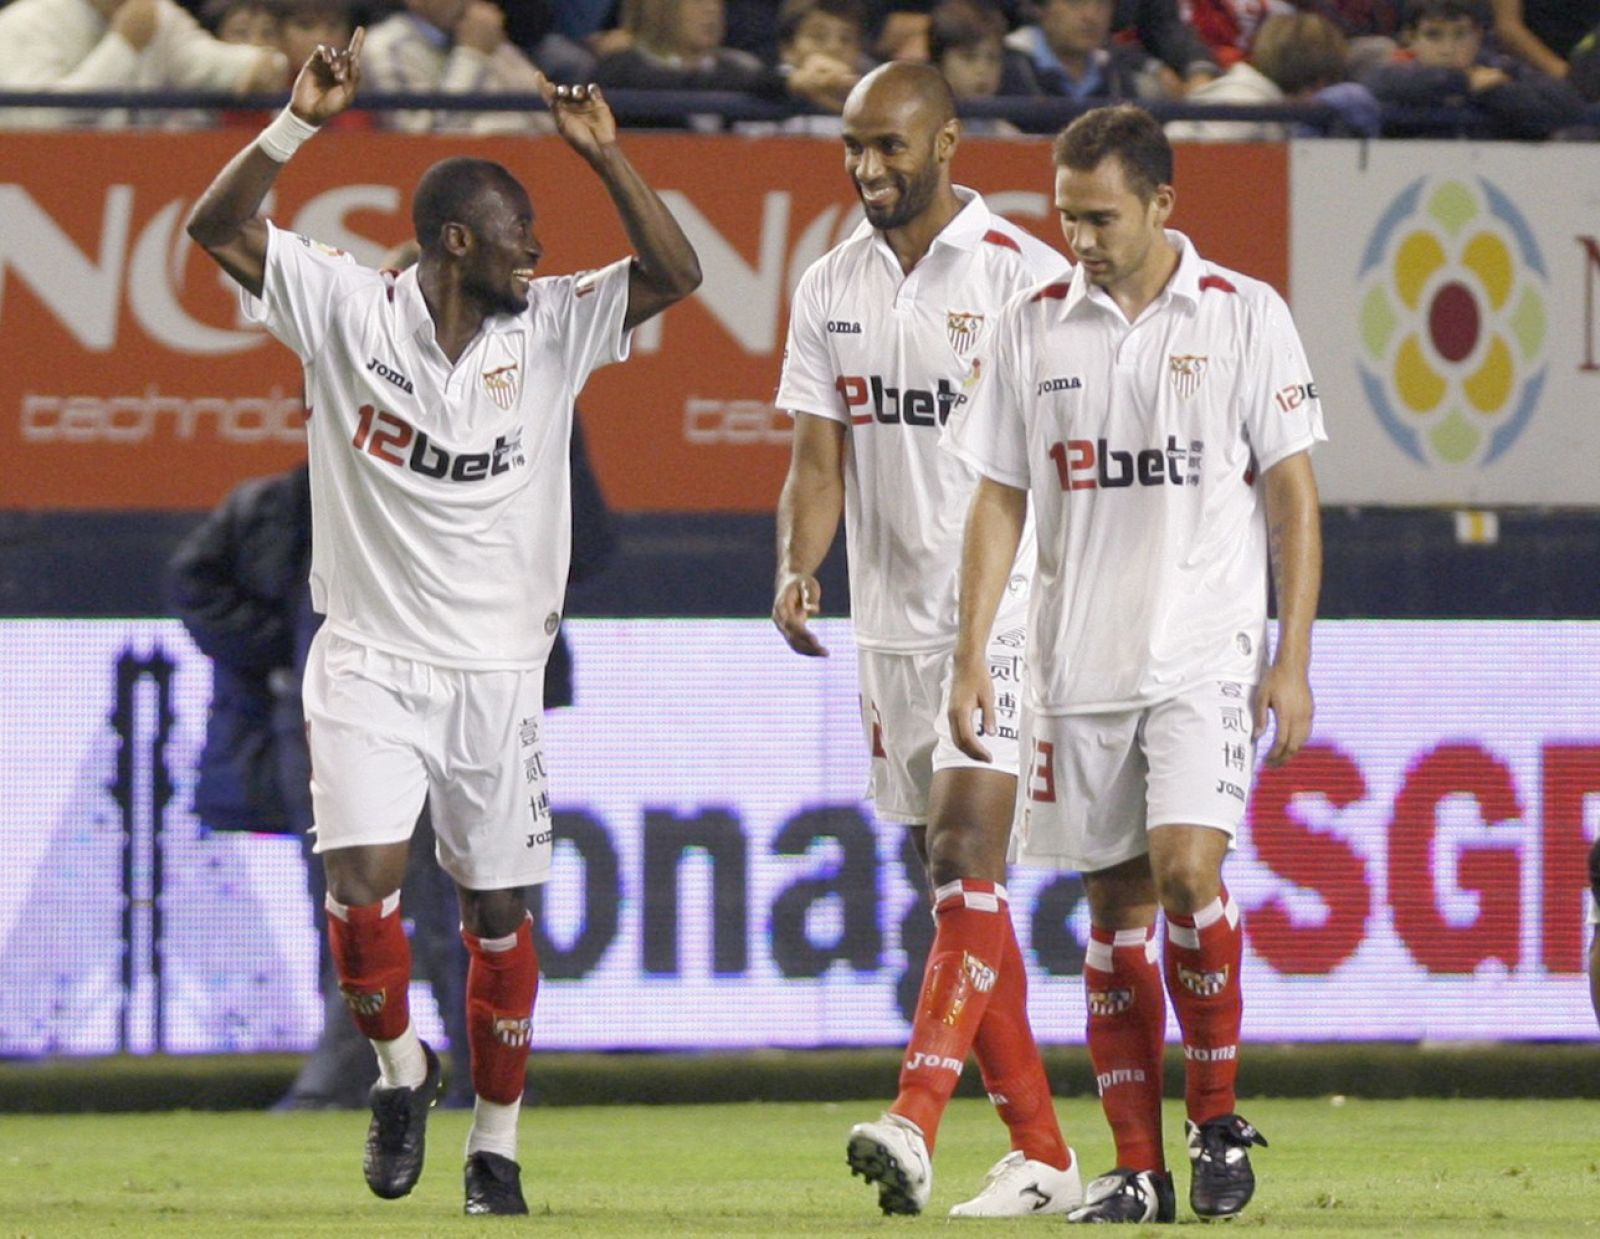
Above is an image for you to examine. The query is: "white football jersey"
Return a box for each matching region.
[947,232,1326,713]
[242,222,631,669]
[776,189,1069,652]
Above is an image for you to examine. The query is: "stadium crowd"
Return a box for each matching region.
[0,0,1595,137]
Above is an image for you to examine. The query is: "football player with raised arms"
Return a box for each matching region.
[773,60,1083,1218]
[946,104,1324,1224]
[185,29,700,1216]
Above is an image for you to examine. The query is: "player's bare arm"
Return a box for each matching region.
[773,413,846,658]
[533,72,701,331]
[949,476,1026,763]
[186,29,366,296]
[1255,449,1322,766]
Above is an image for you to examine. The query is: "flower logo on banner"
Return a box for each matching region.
[1356,177,1547,467]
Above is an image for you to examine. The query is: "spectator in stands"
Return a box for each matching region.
[275,0,358,74]
[1167,12,1375,140]
[1491,0,1600,99]
[595,0,858,127]
[1363,0,1585,137]
[1002,0,1166,103]
[0,0,287,127]
[929,0,1022,133]
[1288,0,1402,76]
[735,0,866,131]
[362,0,553,132]
[1183,0,1274,69]
[1111,0,1221,90]
[204,0,279,48]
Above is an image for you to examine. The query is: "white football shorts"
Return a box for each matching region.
[302,629,554,890]
[1013,678,1258,873]
[856,609,1028,825]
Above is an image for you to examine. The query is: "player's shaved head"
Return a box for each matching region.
[413,157,528,252]
[844,60,958,132]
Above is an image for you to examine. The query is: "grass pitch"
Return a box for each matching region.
[3,1097,1596,1236]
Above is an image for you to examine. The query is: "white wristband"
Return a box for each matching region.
[254,106,319,163]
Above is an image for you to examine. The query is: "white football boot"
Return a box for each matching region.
[846,1114,932,1216]
[949,1148,1084,1217]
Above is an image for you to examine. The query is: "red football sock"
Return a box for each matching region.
[972,915,1071,1169]
[1164,889,1244,1125]
[1085,924,1168,1172]
[462,914,540,1105]
[325,891,412,1041]
[889,879,1008,1154]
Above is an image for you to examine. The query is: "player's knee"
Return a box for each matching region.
[1152,860,1221,917]
[459,886,529,939]
[924,822,998,888]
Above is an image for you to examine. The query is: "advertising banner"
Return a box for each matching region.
[1,617,1592,1055]
[1291,140,1600,505]
[0,132,1285,513]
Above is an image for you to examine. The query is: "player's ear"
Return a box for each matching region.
[442,220,472,257]
[936,117,959,163]
[1149,183,1175,230]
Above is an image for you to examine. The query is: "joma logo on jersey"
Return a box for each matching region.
[351,404,525,482]
[1095,1068,1146,1094]
[834,374,966,428]
[1048,435,1203,492]
[366,356,414,395]
[826,319,862,334]
[907,1052,964,1075]
[1037,376,1083,395]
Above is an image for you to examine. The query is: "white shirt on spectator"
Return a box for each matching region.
[0,0,278,128]
[362,12,551,134]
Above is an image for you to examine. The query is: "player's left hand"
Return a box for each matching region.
[1253,662,1313,767]
[533,71,616,160]
[290,26,364,124]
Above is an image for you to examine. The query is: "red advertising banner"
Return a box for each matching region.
[0,131,1285,512]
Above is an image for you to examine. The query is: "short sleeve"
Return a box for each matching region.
[1240,290,1328,474]
[774,264,844,424]
[549,257,633,390]
[239,221,372,362]
[943,295,1031,489]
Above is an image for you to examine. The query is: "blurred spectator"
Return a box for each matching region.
[1289,0,1400,36]
[1491,0,1600,101]
[1111,0,1221,88]
[203,0,278,46]
[1002,0,1165,102]
[362,0,554,132]
[1363,0,1585,137]
[736,0,865,130]
[929,0,1022,132]
[0,0,286,127]
[595,0,857,127]
[1288,0,1402,76]
[1167,11,1376,139]
[1183,0,1276,69]
[274,0,357,70]
[875,7,933,60]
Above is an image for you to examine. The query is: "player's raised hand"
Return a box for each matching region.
[948,658,995,763]
[1253,662,1313,767]
[290,26,364,125]
[773,572,828,657]
[533,71,617,160]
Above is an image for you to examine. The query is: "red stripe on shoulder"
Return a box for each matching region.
[983,228,1021,252]
[1031,282,1070,302]
[1199,274,1237,294]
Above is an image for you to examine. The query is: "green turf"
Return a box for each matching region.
[2,1098,1596,1236]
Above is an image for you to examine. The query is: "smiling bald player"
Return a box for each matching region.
[186,31,699,1217]
[772,61,1080,1219]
